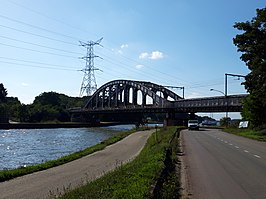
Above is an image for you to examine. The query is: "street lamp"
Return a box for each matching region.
[210,89,225,96]
[210,88,228,118]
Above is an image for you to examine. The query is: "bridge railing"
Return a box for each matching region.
[166,94,247,112]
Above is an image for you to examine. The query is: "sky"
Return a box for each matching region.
[0,0,265,119]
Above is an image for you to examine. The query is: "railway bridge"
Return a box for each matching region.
[70,80,247,125]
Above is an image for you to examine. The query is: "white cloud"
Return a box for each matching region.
[120,44,128,49]
[139,52,149,59]
[21,82,29,87]
[139,51,164,60]
[150,51,164,60]
[116,44,129,54]
[136,64,144,69]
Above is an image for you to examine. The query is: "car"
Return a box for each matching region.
[188,120,199,130]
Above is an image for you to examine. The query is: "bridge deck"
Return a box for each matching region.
[71,94,247,114]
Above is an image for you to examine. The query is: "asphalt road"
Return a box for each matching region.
[0,129,154,199]
[181,128,266,199]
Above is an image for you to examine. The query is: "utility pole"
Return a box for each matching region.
[225,73,246,97]
[224,73,245,123]
[79,38,103,97]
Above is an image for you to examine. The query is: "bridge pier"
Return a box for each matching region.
[164,112,188,126]
[71,111,145,125]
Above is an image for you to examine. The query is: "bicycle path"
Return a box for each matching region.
[0,129,154,199]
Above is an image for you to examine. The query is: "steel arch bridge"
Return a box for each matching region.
[71,79,247,124]
[84,79,183,110]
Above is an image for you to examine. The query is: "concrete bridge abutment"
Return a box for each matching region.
[163,112,188,126]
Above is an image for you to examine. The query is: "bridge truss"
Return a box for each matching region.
[70,80,247,124]
[84,79,182,110]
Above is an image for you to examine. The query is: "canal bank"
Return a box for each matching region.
[0,122,120,129]
[0,129,154,199]
[0,124,135,170]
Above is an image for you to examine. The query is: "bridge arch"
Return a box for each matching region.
[84,80,182,109]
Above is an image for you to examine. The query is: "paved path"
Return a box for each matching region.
[181,128,266,199]
[0,129,154,199]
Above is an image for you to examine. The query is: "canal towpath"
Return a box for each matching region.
[0,129,154,199]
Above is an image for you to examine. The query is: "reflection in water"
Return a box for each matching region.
[0,125,134,170]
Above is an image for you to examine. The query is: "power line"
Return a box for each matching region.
[0,56,77,69]
[0,35,82,55]
[0,14,80,41]
[96,49,178,84]
[102,46,190,84]
[0,60,77,71]
[0,9,186,86]
[0,21,168,83]
[0,42,77,58]
[1,5,189,85]
[98,55,167,84]
[0,6,239,95]
[8,0,95,41]
[0,24,77,46]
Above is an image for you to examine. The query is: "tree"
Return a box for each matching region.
[220,117,231,127]
[18,104,30,122]
[233,7,266,127]
[29,92,73,122]
[34,92,61,106]
[0,83,8,102]
[6,97,21,122]
[0,83,8,123]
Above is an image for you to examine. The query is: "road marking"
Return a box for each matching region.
[212,133,262,160]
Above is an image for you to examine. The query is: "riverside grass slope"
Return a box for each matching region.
[224,128,266,142]
[59,126,184,199]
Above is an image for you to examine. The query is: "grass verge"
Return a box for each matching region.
[223,128,266,142]
[59,126,184,199]
[0,127,147,182]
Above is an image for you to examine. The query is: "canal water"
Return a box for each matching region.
[0,125,134,170]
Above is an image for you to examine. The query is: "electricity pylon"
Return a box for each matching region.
[79,37,103,97]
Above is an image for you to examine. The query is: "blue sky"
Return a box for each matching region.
[0,0,265,118]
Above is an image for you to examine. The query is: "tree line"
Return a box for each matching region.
[0,84,89,123]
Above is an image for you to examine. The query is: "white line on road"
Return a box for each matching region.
[235,146,240,149]
[244,150,249,153]
[254,155,261,159]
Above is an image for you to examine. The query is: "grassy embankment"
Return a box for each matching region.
[0,127,143,182]
[59,126,184,199]
[223,127,266,142]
